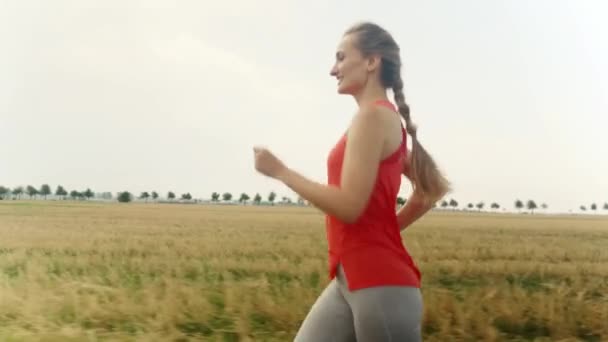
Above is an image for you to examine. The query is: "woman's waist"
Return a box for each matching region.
[326,207,398,226]
[326,227,405,253]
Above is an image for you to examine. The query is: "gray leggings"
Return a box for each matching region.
[294,265,423,342]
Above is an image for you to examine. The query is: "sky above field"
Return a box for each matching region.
[1,0,607,213]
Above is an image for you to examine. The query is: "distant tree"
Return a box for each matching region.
[211,192,220,201]
[441,200,449,208]
[181,193,192,200]
[55,185,67,199]
[70,190,81,200]
[167,191,176,200]
[253,193,262,205]
[467,203,474,209]
[604,203,608,210]
[117,191,132,203]
[151,192,159,200]
[140,192,150,202]
[0,186,9,199]
[515,199,524,212]
[100,192,113,200]
[40,184,51,199]
[491,203,500,210]
[396,197,406,206]
[580,205,587,211]
[541,203,548,210]
[12,186,24,200]
[268,191,276,205]
[449,199,458,209]
[527,200,537,214]
[222,192,232,202]
[476,202,484,211]
[83,188,94,200]
[297,196,305,206]
[591,203,597,211]
[239,193,250,204]
[26,185,38,199]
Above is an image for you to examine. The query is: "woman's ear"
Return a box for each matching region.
[366,54,382,73]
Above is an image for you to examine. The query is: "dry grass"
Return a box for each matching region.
[0,201,607,341]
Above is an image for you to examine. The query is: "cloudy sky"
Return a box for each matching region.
[1,0,606,213]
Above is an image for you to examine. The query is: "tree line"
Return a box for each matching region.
[428,198,543,212]
[208,191,306,206]
[0,185,301,206]
[1,184,607,213]
[430,198,608,214]
[0,184,95,200]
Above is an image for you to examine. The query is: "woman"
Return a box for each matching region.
[253,22,450,342]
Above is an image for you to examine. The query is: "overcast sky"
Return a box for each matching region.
[1,0,606,213]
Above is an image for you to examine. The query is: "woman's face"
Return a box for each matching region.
[330,34,370,95]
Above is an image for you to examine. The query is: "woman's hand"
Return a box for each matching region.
[253,146,288,179]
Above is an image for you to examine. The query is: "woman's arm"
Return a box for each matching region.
[397,191,434,231]
[396,151,440,231]
[278,107,385,223]
[259,106,386,224]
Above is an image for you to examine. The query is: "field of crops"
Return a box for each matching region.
[0,201,606,341]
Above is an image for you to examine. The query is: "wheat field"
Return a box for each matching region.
[0,201,606,341]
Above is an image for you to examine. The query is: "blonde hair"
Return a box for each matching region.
[346,22,451,201]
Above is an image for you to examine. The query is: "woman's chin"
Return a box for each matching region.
[336,80,363,95]
[337,84,352,95]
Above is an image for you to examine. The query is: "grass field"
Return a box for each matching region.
[0,201,607,341]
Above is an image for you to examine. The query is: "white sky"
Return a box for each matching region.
[1,0,607,213]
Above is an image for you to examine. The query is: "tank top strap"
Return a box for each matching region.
[373,99,397,112]
[373,99,407,153]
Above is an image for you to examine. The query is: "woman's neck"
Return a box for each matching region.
[353,82,389,108]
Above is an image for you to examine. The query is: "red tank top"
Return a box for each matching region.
[325,100,421,291]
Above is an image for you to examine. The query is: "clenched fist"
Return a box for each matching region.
[253,146,288,179]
